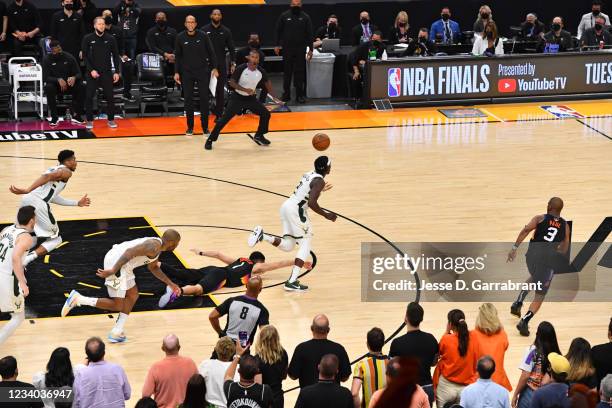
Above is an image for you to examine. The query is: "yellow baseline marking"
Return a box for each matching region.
[78,281,101,289]
[208,294,220,306]
[138,292,154,296]
[129,226,153,230]
[49,269,64,278]
[84,231,107,237]
[44,255,50,264]
[480,108,505,123]
[56,241,69,249]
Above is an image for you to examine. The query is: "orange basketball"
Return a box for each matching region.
[312,133,330,151]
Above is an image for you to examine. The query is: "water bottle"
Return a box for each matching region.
[65,108,72,123]
[382,49,388,61]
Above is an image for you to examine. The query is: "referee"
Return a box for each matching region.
[174,15,218,136]
[205,50,280,150]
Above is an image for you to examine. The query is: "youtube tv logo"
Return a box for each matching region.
[498,79,517,93]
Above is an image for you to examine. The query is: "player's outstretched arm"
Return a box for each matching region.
[253,259,313,274]
[308,178,337,222]
[9,168,71,195]
[147,262,180,294]
[190,248,234,265]
[96,239,161,278]
[12,234,33,297]
[507,215,544,262]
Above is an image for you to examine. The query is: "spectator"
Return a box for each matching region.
[472,303,511,391]
[7,0,41,57]
[254,325,288,408]
[388,11,410,45]
[42,40,85,127]
[146,12,177,75]
[389,302,438,406]
[203,9,236,119]
[530,352,571,408]
[113,0,140,60]
[430,7,461,44]
[403,28,436,57]
[351,327,389,408]
[433,309,479,408]
[32,347,78,408]
[50,0,84,62]
[102,9,134,102]
[314,14,341,48]
[236,33,265,65]
[72,337,131,407]
[472,20,504,56]
[135,397,158,408]
[592,318,612,386]
[295,354,353,408]
[569,383,599,408]
[566,337,598,389]
[351,31,385,99]
[581,16,612,49]
[288,314,351,388]
[209,275,269,345]
[460,356,510,408]
[274,0,313,103]
[351,11,378,45]
[369,357,429,408]
[81,16,122,129]
[224,347,274,408]
[199,337,239,407]
[512,321,561,408]
[0,355,43,408]
[578,0,610,39]
[76,0,98,32]
[599,374,612,408]
[473,5,493,34]
[180,374,207,408]
[142,334,198,408]
[537,17,573,53]
[520,13,545,39]
[0,1,7,52]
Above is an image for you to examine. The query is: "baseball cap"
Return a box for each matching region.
[548,352,570,374]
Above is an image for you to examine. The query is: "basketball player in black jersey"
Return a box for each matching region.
[507,197,570,336]
[157,248,312,307]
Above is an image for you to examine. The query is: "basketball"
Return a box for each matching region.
[312,133,330,151]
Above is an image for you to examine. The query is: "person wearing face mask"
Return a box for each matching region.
[472,20,504,56]
[520,13,545,40]
[537,17,573,53]
[351,11,378,46]
[7,0,41,57]
[578,0,610,40]
[314,15,341,48]
[351,31,385,102]
[43,40,85,126]
[102,9,134,102]
[113,0,140,60]
[50,0,84,62]
[388,11,410,45]
[403,28,436,57]
[473,5,492,35]
[146,11,177,76]
[76,0,98,33]
[429,7,461,44]
[581,15,612,49]
[275,0,314,104]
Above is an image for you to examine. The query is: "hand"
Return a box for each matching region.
[90,70,100,79]
[230,63,236,74]
[211,69,219,78]
[303,261,313,270]
[507,248,516,263]
[58,78,68,92]
[26,31,34,39]
[0,33,6,42]
[352,71,360,80]
[78,194,90,207]
[112,73,120,83]
[96,268,116,278]
[174,73,181,85]
[190,248,203,256]
[18,280,29,297]
[169,282,181,296]
[121,55,129,62]
[274,46,281,55]
[67,76,76,87]
[235,340,250,356]
[326,212,337,222]
[9,185,29,195]
[359,60,366,66]
[511,393,518,408]
[306,50,313,61]
[18,33,27,42]
[322,182,333,192]
[79,51,83,61]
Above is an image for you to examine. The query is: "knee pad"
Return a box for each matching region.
[41,235,63,253]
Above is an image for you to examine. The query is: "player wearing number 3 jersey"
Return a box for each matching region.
[506,197,570,336]
[247,156,336,292]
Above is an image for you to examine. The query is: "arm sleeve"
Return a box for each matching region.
[32,6,41,29]
[205,34,217,70]
[496,38,504,55]
[68,54,82,80]
[215,298,231,316]
[577,18,585,39]
[110,37,122,73]
[50,195,78,206]
[227,29,235,62]
[287,345,301,379]
[306,15,313,48]
[389,339,397,357]
[275,15,284,46]
[339,347,352,380]
[42,58,55,84]
[82,36,94,72]
[429,22,437,41]
[259,306,270,326]
[146,29,158,54]
[351,25,360,46]
[174,36,182,73]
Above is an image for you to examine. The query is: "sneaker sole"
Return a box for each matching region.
[284,286,309,292]
[247,133,262,145]
[108,334,127,343]
[61,290,78,317]
[510,308,522,318]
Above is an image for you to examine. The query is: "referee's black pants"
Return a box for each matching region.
[282,47,306,98]
[85,72,115,121]
[209,92,270,141]
[182,69,210,131]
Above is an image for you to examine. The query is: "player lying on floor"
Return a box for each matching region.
[157,248,313,307]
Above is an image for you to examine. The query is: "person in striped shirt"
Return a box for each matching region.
[351,327,390,408]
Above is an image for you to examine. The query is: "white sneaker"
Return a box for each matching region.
[158,285,179,308]
[108,330,127,343]
[61,290,81,317]
[108,120,117,128]
[248,226,264,247]
[86,121,94,130]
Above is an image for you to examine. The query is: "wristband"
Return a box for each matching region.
[512,244,519,250]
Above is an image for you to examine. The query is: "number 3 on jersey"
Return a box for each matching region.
[543,227,558,242]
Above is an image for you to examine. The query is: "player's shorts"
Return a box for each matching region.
[280,199,313,242]
[526,253,555,295]
[103,250,136,298]
[0,273,25,314]
[20,195,59,238]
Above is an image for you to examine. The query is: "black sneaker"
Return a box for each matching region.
[297,96,306,104]
[284,280,308,292]
[203,128,210,135]
[517,319,530,337]
[254,134,271,146]
[281,93,291,102]
[185,128,194,136]
[71,115,85,125]
[204,138,213,150]
[510,302,522,318]
[49,118,59,127]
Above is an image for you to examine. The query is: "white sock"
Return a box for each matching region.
[113,312,129,333]
[0,311,25,345]
[288,265,301,283]
[23,252,38,266]
[77,295,98,307]
[263,234,275,244]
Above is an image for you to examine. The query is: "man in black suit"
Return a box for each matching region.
[351,11,378,46]
[520,13,545,39]
[294,354,353,408]
[314,14,341,48]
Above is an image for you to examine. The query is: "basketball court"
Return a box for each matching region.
[0,99,610,406]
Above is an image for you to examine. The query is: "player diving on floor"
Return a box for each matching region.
[157,248,313,308]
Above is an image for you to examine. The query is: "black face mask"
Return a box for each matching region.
[104,16,113,25]
[361,18,369,24]
[525,22,533,28]
[51,52,62,59]
[595,23,603,30]
[156,20,166,29]
[372,40,382,47]
[441,13,450,21]
[328,22,337,30]
[418,36,427,42]
[398,22,406,28]
[592,10,601,16]
[551,23,561,31]
[291,6,301,14]
[64,3,74,10]
[486,31,494,39]
[248,40,260,48]
[480,12,490,19]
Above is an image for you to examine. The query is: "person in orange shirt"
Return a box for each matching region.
[473,303,512,391]
[433,309,479,408]
[142,334,199,408]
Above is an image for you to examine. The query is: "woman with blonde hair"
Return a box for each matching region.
[472,303,511,391]
[473,5,493,33]
[566,337,597,389]
[472,20,504,56]
[389,11,410,44]
[254,325,288,408]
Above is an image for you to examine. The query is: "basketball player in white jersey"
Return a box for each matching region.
[247,156,336,292]
[61,229,181,343]
[0,206,35,346]
[9,150,90,266]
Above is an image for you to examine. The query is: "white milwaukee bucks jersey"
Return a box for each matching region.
[107,237,163,273]
[27,165,68,203]
[289,171,323,209]
[0,225,28,276]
